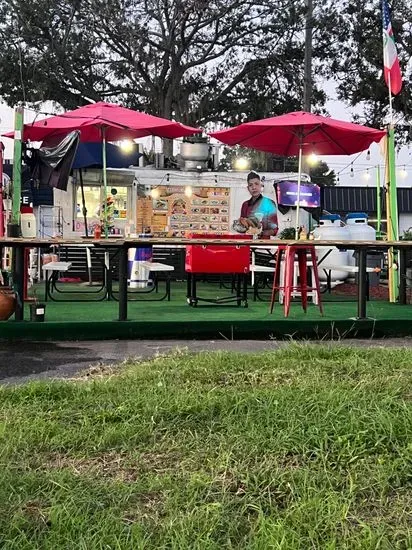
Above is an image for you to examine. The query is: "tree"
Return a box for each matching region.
[322,0,412,141]
[0,0,326,126]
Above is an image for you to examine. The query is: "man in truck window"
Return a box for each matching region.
[235,171,278,238]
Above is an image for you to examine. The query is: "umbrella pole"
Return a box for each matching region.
[295,144,303,239]
[78,169,88,238]
[102,127,108,238]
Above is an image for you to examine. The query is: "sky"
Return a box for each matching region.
[0,96,410,188]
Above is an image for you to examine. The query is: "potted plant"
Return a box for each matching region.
[0,271,15,320]
[279,227,296,240]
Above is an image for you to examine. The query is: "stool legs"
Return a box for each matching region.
[269,248,284,313]
[309,247,323,315]
[283,247,295,317]
[270,245,323,317]
[297,249,308,313]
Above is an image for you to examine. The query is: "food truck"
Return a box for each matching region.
[52,167,312,239]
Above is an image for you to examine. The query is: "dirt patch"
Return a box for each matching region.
[333,283,389,300]
[41,450,183,481]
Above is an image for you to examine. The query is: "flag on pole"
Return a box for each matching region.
[382,0,402,95]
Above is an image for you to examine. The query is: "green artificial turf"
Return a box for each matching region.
[1,281,412,340]
[22,281,407,322]
[1,345,412,548]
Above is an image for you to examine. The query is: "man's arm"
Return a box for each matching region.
[260,198,278,237]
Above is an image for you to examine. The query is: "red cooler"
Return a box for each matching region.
[185,233,250,274]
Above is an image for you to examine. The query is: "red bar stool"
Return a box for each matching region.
[270,244,323,317]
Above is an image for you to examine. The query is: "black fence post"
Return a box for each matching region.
[399,247,407,305]
[357,247,367,320]
[118,245,128,321]
[14,245,25,321]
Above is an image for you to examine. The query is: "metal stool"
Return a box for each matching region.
[270,244,323,317]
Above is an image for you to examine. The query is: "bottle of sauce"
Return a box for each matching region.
[94,224,102,240]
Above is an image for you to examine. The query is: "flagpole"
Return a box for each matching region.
[388,73,393,123]
[386,72,399,301]
[376,164,381,238]
[382,0,401,300]
[388,124,399,301]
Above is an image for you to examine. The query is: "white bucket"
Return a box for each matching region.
[21,213,37,238]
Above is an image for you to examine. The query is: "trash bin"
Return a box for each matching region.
[128,234,153,288]
[30,302,46,322]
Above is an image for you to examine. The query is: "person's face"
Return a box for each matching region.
[247,178,263,198]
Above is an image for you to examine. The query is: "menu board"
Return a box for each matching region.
[137,186,231,237]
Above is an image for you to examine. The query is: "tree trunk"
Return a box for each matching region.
[162,138,174,160]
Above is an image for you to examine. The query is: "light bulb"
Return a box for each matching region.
[150,188,160,199]
[399,166,408,179]
[364,169,371,181]
[184,185,193,198]
[366,149,371,161]
[307,152,318,166]
[119,140,134,153]
[233,157,250,171]
[350,165,354,178]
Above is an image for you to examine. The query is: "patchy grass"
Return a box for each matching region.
[1,344,412,548]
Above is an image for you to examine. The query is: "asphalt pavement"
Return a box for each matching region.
[1,338,412,385]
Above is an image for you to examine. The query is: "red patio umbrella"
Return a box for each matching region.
[5,101,199,142]
[209,111,386,236]
[4,102,200,236]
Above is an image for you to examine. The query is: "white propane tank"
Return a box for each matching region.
[345,212,376,266]
[20,209,37,238]
[313,214,350,282]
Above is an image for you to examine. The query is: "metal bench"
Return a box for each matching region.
[42,262,72,301]
[109,261,175,301]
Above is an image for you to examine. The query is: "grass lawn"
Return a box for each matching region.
[1,344,412,548]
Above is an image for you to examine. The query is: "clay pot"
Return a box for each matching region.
[0,288,16,321]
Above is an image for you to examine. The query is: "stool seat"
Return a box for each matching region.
[270,244,323,317]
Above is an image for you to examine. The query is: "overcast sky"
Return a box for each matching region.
[0,97,410,188]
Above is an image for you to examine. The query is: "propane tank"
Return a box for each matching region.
[313,214,351,282]
[345,213,376,266]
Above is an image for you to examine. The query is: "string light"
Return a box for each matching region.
[399,165,408,179]
[363,168,371,181]
[184,185,193,197]
[350,163,354,178]
[366,149,371,161]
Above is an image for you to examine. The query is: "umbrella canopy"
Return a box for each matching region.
[3,102,200,238]
[4,101,200,142]
[209,111,386,156]
[210,111,386,238]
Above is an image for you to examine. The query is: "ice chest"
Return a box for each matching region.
[185,233,250,274]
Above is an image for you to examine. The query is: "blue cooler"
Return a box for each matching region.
[128,235,153,288]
